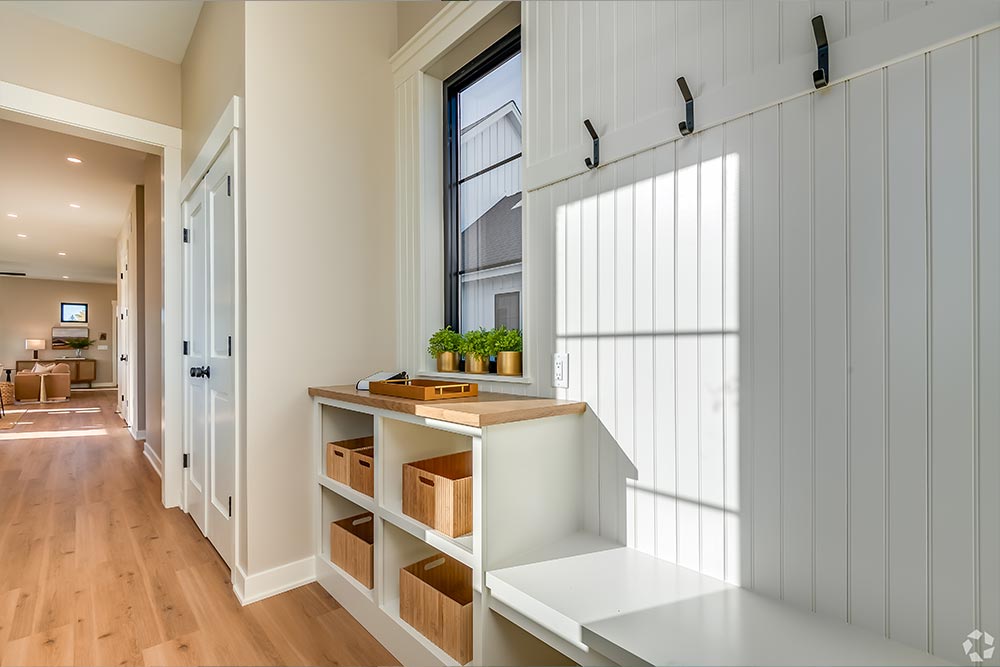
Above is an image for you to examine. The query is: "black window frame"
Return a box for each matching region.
[443,26,522,331]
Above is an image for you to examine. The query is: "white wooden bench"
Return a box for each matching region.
[486,533,949,667]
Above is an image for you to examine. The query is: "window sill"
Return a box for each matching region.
[416,371,534,385]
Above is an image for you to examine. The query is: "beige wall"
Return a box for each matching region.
[0,277,117,385]
[396,0,446,50]
[144,156,164,459]
[0,5,181,127]
[181,1,246,175]
[243,0,397,575]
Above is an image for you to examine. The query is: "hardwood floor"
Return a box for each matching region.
[0,391,399,666]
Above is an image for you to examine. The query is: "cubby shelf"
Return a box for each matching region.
[317,553,375,602]
[317,473,376,512]
[379,501,474,569]
[311,386,590,667]
[382,597,468,667]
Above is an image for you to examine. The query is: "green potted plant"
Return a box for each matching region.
[461,328,492,374]
[427,326,463,372]
[65,338,96,359]
[490,327,522,376]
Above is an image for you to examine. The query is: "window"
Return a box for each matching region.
[494,292,520,331]
[444,28,522,334]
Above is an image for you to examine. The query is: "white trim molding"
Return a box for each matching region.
[0,78,184,510]
[180,96,241,201]
[232,557,316,606]
[143,442,163,478]
[391,1,505,84]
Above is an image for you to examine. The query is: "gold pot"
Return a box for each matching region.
[496,351,522,376]
[436,351,460,372]
[465,355,490,374]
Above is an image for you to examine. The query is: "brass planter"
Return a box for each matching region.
[465,355,490,374]
[496,351,522,376]
[436,352,460,372]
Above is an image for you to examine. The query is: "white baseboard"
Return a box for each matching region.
[143,442,163,478]
[89,382,117,389]
[232,556,316,606]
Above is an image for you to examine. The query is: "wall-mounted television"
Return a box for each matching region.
[60,302,88,323]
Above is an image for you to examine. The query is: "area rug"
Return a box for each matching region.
[0,407,27,430]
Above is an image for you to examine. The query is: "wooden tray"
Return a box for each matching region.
[369,379,478,401]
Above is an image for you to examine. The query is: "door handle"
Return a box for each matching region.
[189,366,211,379]
[120,354,128,362]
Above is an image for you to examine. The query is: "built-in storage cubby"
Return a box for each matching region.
[310,384,588,666]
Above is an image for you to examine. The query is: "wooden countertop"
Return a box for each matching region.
[308,385,587,428]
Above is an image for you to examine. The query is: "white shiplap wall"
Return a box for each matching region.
[515,2,998,664]
[394,3,999,663]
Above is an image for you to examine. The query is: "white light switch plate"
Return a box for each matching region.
[553,352,568,388]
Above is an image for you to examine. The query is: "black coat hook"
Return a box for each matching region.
[812,14,829,89]
[584,119,600,169]
[677,77,694,136]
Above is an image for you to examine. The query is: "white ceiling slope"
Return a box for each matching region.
[9,1,203,64]
[0,119,149,285]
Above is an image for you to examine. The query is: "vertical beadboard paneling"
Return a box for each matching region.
[847,68,887,635]
[752,1,781,73]
[633,150,656,556]
[675,134,701,572]
[977,28,1000,667]
[507,7,998,663]
[778,94,814,612]
[929,39,976,664]
[780,1,814,66]
[652,142,678,563]
[700,1,726,94]
[751,106,781,599]
[565,2,583,148]
[550,1,568,161]
[726,116,751,587]
[812,81,849,622]
[615,158,636,547]
[885,53,929,651]
[700,126,726,581]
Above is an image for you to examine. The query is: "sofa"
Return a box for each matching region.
[14,363,71,402]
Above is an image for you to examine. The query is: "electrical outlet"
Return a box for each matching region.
[553,352,568,388]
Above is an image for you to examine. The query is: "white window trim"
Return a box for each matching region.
[393,2,530,380]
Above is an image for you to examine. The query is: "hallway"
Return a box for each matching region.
[0,391,398,666]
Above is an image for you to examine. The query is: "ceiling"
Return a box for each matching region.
[0,119,149,285]
[9,1,203,64]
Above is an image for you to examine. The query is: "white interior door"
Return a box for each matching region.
[117,238,129,418]
[182,139,236,569]
[204,142,236,569]
[183,182,208,535]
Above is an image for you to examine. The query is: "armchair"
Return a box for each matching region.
[14,371,42,402]
[43,364,71,402]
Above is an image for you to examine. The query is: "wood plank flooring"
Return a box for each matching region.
[0,391,399,666]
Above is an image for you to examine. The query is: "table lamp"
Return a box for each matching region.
[25,339,45,360]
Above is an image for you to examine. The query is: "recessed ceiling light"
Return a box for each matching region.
[16,233,27,238]
[66,156,83,164]
[58,252,67,256]
[62,275,69,279]
[6,213,17,218]
[69,203,81,209]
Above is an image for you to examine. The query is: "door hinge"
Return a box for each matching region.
[183,340,189,355]
[227,175,231,197]
[183,453,189,469]
[228,496,232,518]
[183,228,190,243]
[121,394,124,402]
[120,272,124,280]
[227,335,232,357]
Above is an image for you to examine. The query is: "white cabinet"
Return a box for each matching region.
[310,385,588,666]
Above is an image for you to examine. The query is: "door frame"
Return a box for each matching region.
[0,79,183,507]
[179,97,245,591]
